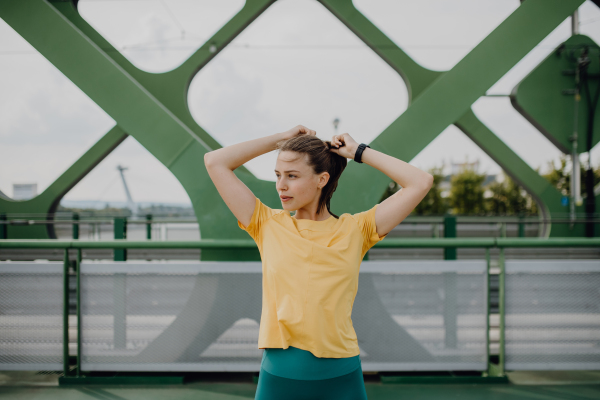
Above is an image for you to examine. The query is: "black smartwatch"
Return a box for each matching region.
[354,143,370,163]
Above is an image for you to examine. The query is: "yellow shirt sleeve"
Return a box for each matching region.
[351,203,388,257]
[237,197,279,249]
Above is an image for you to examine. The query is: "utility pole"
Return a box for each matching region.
[333,117,340,135]
[117,165,137,218]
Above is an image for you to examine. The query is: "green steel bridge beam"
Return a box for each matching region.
[322,0,590,237]
[0,125,127,238]
[0,0,592,372]
[0,0,278,255]
[0,0,592,248]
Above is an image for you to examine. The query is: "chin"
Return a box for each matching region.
[281,202,295,210]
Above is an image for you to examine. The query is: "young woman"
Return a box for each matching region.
[204,125,433,400]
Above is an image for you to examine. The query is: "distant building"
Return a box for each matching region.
[13,183,37,200]
[450,160,480,175]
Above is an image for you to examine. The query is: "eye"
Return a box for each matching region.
[289,174,296,178]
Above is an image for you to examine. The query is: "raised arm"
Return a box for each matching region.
[204,125,317,228]
[330,133,434,238]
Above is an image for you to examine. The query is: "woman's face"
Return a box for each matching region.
[275,151,329,211]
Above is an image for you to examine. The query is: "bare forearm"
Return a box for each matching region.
[205,132,283,171]
[360,147,433,189]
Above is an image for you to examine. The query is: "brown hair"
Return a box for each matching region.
[275,135,347,218]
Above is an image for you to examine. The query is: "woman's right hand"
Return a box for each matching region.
[277,125,317,141]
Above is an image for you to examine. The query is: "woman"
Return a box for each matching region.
[204,125,433,400]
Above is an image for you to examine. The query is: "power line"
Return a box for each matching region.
[0,43,574,55]
[159,0,187,40]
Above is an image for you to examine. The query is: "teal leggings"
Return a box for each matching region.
[255,363,368,400]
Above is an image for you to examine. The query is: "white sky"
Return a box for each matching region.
[1,0,600,205]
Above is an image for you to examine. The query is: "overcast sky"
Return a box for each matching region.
[1,0,600,206]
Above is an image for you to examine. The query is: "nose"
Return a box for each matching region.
[276,179,286,192]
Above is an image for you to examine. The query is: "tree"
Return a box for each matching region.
[486,171,530,215]
[449,165,486,215]
[413,165,449,215]
[541,154,570,196]
[540,153,600,197]
[380,165,449,216]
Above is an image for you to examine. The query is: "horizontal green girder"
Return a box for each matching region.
[0,237,598,249]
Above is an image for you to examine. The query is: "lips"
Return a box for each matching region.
[280,196,292,200]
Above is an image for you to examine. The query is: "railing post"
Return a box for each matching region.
[114,217,127,261]
[444,213,456,260]
[485,247,491,376]
[518,212,525,237]
[76,248,82,377]
[62,248,70,377]
[0,213,7,239]
[72,213,79,240]
[498,246,506,375]
[146,214,152,240]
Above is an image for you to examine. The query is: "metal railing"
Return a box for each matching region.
[2,213,600,240]
[0,237,599,379]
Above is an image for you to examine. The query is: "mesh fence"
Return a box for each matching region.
[78,260,488,372]
[0,259,487,372]
[505,260,600,370]
[0,261,64,370]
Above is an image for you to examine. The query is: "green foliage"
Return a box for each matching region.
[540,153,600,197]
[486,171,531,215]
[380,154,600,216]
[448,165,487,215]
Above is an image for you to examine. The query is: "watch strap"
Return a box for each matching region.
[354,143,370,163]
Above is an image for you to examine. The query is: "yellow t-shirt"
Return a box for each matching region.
[237,196,388,358]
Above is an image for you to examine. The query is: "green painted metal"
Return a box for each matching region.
[76,248,82,377]
[518,214,525,238]
[0,213,7,239]
[498,247,506,376]
[379,375,509,384]
[0,0,594,247]
[72,213,79,240]
[484,248,493,377]
[58,376,184,386]
[0,125,127,239]
[324,0,593,239]
[146,214,152,240]
[1,237,599,249]
[2,238,596,385]
[444,215,457,260]
[4,376,597,398]
[113,217,127,261]
[512,34,600,154]
[62,248,70,378]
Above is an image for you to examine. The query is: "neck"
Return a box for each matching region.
[293,208,332,221]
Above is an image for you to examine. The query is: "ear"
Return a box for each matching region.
[319,172,330,188]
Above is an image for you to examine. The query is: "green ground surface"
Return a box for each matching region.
[1,371,599,399]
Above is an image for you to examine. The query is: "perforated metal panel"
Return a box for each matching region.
[0,261,64,370]
[79,260,488,372]
[360,260,488,371]
[505,260,600,370]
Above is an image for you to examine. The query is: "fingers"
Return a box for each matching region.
[297,125,316,136]
[331,134,345,148]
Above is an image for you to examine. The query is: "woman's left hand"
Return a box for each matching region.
[329,133,359,160]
